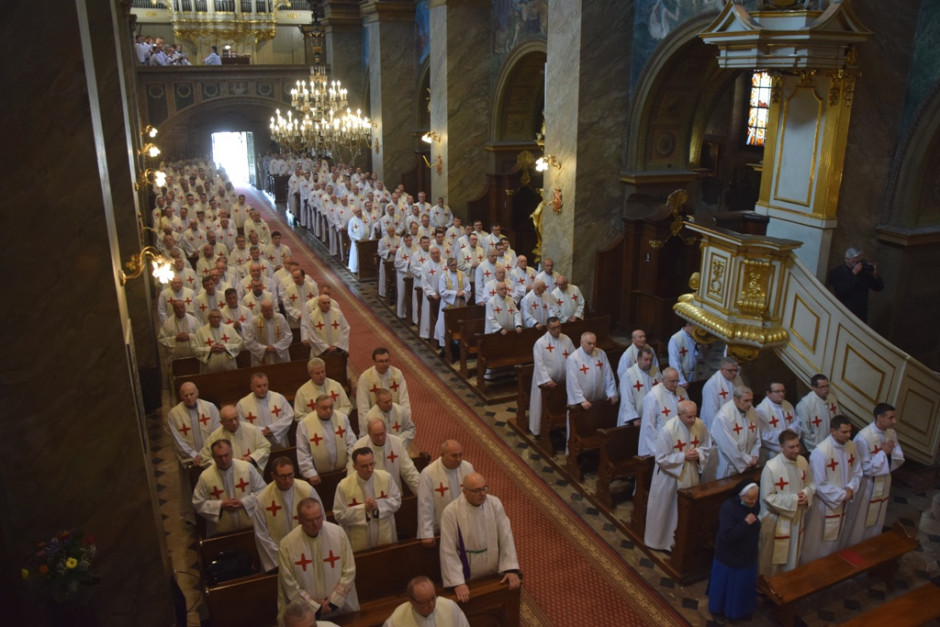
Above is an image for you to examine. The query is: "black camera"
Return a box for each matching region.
[860,261,875,273]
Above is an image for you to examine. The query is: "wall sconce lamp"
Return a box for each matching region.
[421,131,441,144]
[135,168,167,191]
[141,125,158,139]
[535,154,561,172]
[422,154,443,175]
[139,143,161,159]
[121,246,174,286]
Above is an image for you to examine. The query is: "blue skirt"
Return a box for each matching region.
[707,558,757,620]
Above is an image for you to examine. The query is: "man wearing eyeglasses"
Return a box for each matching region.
[700,357,742,430]
[250,457,323,572]
[756,381,800,463]
[439,473,521,603]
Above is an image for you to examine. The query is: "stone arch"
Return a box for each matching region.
[491,40,547,143]
[415,59,430,131]
[624,14,737,174]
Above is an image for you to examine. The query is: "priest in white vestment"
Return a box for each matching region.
[278,498,359,617]
[356,348,411,417]
[699,357,742,429]
[521,280,556,329]
[644,401,712,551]
[617,347,660,426]
[615,329,660,379]
[638,368,687,456]
[192,309,243,373]
[302,294,350,358]
[346,207,366,273]
[435,257,471,347]
[382,575,469,627]
[439,472,521,602]
[193,439,266,537]
[484,281,522,334]
[759,429,815,576]
[168,382,220,521]
[363,389,416,450]
[296,395,358,485]
[244,300,292,366]
[394,234,416,319]
[796,374,841,453]
[352,419,420,494]
[202,405,272,470]
[158,301,199,370]
[333,448,401,552]
[550,275,584,322]
[712,387,761,480]
[419,247,445,340]
[845,403,905,545]
[294,357,354,420]
[667,323,699,387]
[236,372,294,449]
[802,416,862,563]
[417,440,475,546]
[755,381,800,462]
[529,317,574,435]
[565,331,618,452]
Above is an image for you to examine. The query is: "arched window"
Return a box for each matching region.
[746,70,772,147]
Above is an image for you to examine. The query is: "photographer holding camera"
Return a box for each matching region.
[828,246,884,324]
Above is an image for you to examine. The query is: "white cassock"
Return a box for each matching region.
[346,215,365,273]
[221,303,252,336]
[356,365,411,417]
[191,322,243,373]
[241,288,274,315]
[439,495,519,587]
[755,397,799,460]
[802,435,862,562]
[382,596,469,627]
[617,363,661,426]
[244,312,292,366]
[351,434,420,494]
[534,270,556,293]
[167,399,220,464]
[521,290,556,328]
[565,347,617,452]
[508,266,536,303]
[699,370,740,429]
[410,249,429,325]
[282,280,319,329]
[712,401,761,480]
[377,234,400,298]
[333,470,401,552]
[473,261,499,304]
[759,452,815,577]
[796,391,841,453]
[529,331,575,435]
[643,417,712,551]
[158,286,196,322]
[394,244,415,319]
[245,219,272,245]
[844,423,904,545]
[265,243,292,269]
[667,328,698,386]
[419,260,444,339]
[363,403,416,450]
[277,522,359,617]
[193,459,266,536]
[302,305,350,356]
[294,378,353,420]
[484,294,521,334]
[157,313,199,363]
[638,383,688,456]
[202,422,272,470]
[436,270,471,346]
[615,344,660,379]
[193,289,223,324]
[416,459,475,540]
[551,284,584,320]
[249,480,322,572]
[296,412,358,479]
[236,391,294,449]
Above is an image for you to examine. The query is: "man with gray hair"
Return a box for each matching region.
[827,246,884,323]
[712,386,761,480]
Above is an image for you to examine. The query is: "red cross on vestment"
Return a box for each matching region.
[562,350,570,358]
[830,403,838,414]
[509,307,516,315]
[335,425,346,438]
[812,416,822,428]
[178,423,192,436]
[784,412,793,424]
[200,413,211,426]
[204,337,215,346]
[556,298,564,307]
[235,478,249,493]
[661,406,671,417]
[331,320,340,329]
[289,293,298,302]
[826,458,838,472]
[518,277,525,285]
[732,423,743,435]
[428,269,436,276]
[872,445,882,456]
[679,346,688,357]
[306,398,317,411]
[329,389,340,401]
[718,388,729,400]
[348,497,360,506]
[531,301,540,310]
[673,439,686,452]
[378,491,388,499]
[266,500,282,517]
[748,423,756,432]
[690,436,700,448]
[295,553,312,571]
[483,270,491,279]
[632,380,644,392]
[220,333,230,342]
[389,380,400,392]
[494,306,502,315]
[596,360,603,369]
[247,302,256,310]
[199,303,208,312]
[307,292,315,300]
[184,296,193,305]
[370,383,381,395]
[392,421,401,433]
[271,405,282,417]
[315,321,325,330]
[545,344,555,353]
[774,477,789,491]
[387,450,398,463]
[579,364,590,375]
[435,482,448,497]
[210,486,225,499]
[848,454,855,465]
[310,432,323,446]
[245,412,257,424]
[769,416,780,428]
[323,550,341,568]
[187,277,195,285]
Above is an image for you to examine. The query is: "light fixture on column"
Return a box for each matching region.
[535,154,561,172]
[421,131,441,144]
[139,143,161,158]
[135,168,167,191]
[141,125,158,139]
[120,246,174,286]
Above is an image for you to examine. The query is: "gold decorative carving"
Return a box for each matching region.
[707,256,725,297]
[649,189,697,249]
[551,187,563,213]
[736,259,771,315]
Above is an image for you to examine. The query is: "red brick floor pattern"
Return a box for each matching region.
[240,187,684,626]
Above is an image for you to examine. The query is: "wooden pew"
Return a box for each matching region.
[442,304,484,357]
[840,581,940,627]
[355,239,378,281]
[565,401,619,480]
[205,571,278,627]
[199,529,259,579]
[403,276,414,321]
[457,317,485,378]
[595,424,643,509]
[628,456,655,540]
[382,260,396,305]
[758,523,919,627]
[514,363,568,456]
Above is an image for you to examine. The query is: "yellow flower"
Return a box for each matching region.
[21,568,29,580]
[65,558,78,569]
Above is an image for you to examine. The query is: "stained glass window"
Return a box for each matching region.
[746,70,772,147]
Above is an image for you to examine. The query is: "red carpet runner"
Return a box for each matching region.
[241,186,684,626]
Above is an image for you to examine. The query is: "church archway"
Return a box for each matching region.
[491,41,546,144]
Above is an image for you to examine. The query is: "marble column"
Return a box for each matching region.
[0,0,174,624]
[429,0,491,209]
[362,1,415,184]
[541,0,631,304]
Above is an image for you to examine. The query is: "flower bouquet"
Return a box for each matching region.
[22,529,98,604]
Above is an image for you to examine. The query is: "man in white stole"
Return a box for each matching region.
[845,403,904,545]
[440,472,521,602]
[377,225,400,298]
[565,332,618,449]
[756,381,800,463]
[352,419,420,494]
[638,368,687,456]
[245,300,292,365]
[278,498,359,618]
[250,457,323,572]
[202,405,272,470]
[383,576,469,627]
[394,234,416,319]
[193,439,265,537]
[797,374,841,453]
[303,294,350,358]
[484,281,522,335]
[363,389,416,450]
[296,395,357,486]
[346,207,365,273]
[192,309,243,373]
[699,357,742,429]
[158,301,199,368]
[333,448,401,552]
[802,415,862,563]
[644,401,712,551]
[417,440,475,547]
[294,358,353,420]
[419,247,444,340]
[615,329,660,379]
[435,257,470,348]
[617,347,660,427]
[529,317,574,435]
[168,382,220,521]
[356,348,411,416]
[667,323,698,387]
[236,372,294,449]
[712,387,761,480]
[759,429,815,576]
